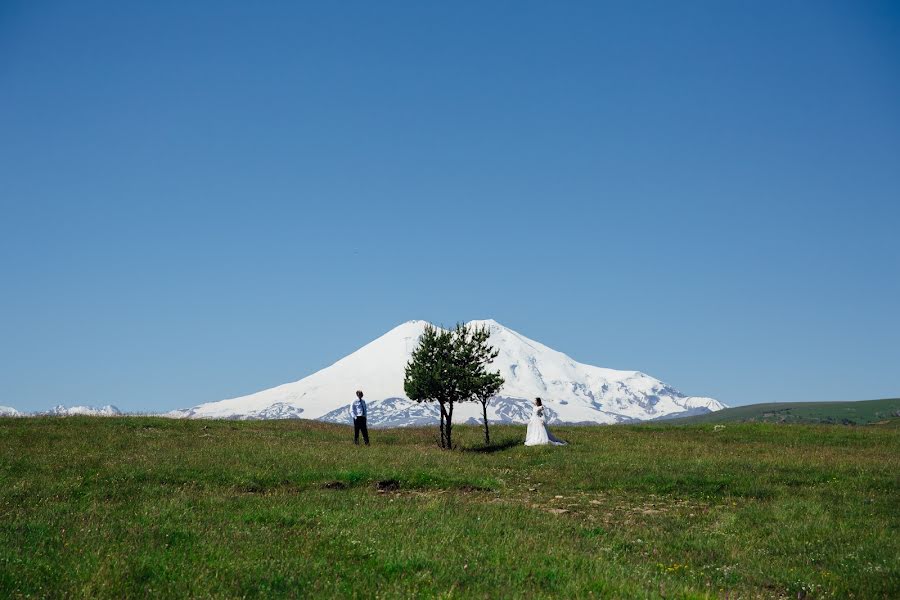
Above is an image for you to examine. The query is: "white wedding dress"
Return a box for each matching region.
[524,406,567,446]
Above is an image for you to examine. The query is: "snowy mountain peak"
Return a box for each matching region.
[467,318,503,329]
[46,404,122,417]
[169,319,725,425]
[0,404,125,417]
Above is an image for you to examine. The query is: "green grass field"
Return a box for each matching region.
[666,398,900,426]
[1,417,898,598]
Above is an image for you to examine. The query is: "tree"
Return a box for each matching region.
[454,325,503,445]
[404,325,456,448]
[404,323,504,449]
[471,371,504,445]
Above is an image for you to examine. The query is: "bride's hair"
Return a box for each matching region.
[534,397,542,406]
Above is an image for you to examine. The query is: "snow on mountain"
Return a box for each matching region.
[0,406,22,417]
[43,404,122,417]
[674,397,724,411]
[169,319,725,426]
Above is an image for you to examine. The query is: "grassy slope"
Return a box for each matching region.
[666,398,900,426]
[1,417,897,599]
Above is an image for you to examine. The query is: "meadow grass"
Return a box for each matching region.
[1,417,897,598]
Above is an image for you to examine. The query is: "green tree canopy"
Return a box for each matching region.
[404,323,504,449]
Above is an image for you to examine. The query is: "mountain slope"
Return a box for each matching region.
[169,319,724,425]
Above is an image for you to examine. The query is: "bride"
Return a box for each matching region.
[524,397,567,446]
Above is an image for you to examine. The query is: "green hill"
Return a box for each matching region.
[667,397,900,425]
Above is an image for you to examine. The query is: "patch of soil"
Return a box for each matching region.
[322,481,348,490]
[375,479,400,492]
[457,484,492,493]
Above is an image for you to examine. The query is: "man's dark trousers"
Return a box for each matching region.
[354,416,369,445]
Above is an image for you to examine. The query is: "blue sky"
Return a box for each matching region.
[1,1,898,413]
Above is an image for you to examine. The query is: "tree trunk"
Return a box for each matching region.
[438,403,447,448]
[445,402,454,450]
[481,400,490,445]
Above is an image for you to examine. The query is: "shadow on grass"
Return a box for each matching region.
[464,438,522,454]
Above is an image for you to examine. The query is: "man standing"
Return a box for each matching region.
[351,390,369,446]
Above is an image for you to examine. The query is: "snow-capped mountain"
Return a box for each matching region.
[42,404,122,417]
[0,404,123,417]
[168,319,725,426]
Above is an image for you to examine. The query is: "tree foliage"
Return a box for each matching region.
[456,326,504,445]
[404,323,504,449]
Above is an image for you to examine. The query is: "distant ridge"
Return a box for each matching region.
[0,405,123,417]
[41,405,122,417]
[661,398,900,426]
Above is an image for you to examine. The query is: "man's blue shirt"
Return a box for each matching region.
[351,398,367,419]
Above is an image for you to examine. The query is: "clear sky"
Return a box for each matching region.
[1,1,898,413]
